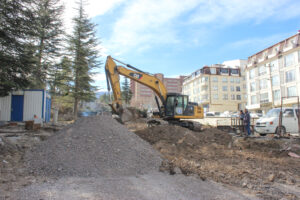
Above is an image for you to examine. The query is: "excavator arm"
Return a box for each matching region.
[105,56,167,115]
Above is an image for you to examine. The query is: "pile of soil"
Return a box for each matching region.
[135,124,300,200]
[25,116,162,177]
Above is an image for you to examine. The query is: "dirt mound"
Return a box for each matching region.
[134,124,300,200]
[135,125,232,147]
[25,116,162,177]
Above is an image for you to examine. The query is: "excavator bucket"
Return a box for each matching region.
[118,107,141,123]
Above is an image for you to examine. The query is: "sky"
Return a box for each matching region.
[62,0,300,91]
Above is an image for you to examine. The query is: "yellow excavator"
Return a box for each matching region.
[105,56,203,130]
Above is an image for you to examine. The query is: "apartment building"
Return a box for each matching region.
[246,33,300,113]
[182,60,247,113]
[130,74,186,109]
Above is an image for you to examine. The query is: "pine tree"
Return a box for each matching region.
[68,0,101,119]
[0,0,36,96]
[121,77,132,105]
[31,0,64,88]
[49,56,72,97]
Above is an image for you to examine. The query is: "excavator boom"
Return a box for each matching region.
[105,56,203,127]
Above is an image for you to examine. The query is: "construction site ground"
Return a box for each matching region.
[127,118,300,200]
[0,116,299,199]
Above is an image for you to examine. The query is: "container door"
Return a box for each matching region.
[11,95,24,121]
[45,98,51,122]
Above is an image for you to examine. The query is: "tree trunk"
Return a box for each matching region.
[74,97,78,120]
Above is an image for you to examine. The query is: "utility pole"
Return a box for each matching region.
[268,63,274,108]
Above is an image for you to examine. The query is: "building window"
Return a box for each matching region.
[249,68,255,79]
[230,77,234,83]
[235,78,240,83]
[243,84,246,89]
[287,86,297,97]
[251,95,257,104]
[236,86,241,91]
[269,60,278,72]
[223,94,228,100]
[231,69,239,75]
[250,82,256,92]
[212,77,218,82]
[271,75,279,86]
[286,70,295,83]
[259,79,268,90]
[222,86,228,91]
[284,53,295,67]
[213,94,218,100]
[212,85,218,91]
[273,90,280,101]
[201,76,208,82]
[237,95,241,100]
[260,93,269,103]
[222,77,228,82]
[202,86,208,91]
[210,68,216,74]
[202,95,208,100]
[258,65,266,75]
[231,94,235,100]
[220,68,229,74]
[230,86,234,91]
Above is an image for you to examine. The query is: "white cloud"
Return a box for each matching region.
[92,73,106,82]
[106,0,199,55]
[189,0,300,25]
[103,0,300,56]
[62,0,125,33]
[228,32,295,50]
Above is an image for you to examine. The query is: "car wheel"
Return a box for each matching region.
[259,134,266,136]
[275,126,286,135]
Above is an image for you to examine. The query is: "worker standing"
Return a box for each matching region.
[244,109,251,137]
[239,110,244,132]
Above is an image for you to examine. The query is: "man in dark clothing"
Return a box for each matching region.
[239,110,244,132]
[244,109,251,136]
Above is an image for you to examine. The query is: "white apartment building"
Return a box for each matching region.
[183,59,247,113]
[246,33,300,113]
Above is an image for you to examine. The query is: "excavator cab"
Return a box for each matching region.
[164,93,199,118]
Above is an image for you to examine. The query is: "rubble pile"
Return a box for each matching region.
[25,116,162,177]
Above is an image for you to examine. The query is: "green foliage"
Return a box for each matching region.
[49,56,72,96]
[121,77,132,105]
[68,0,102,117]
[0,0,36,96]
[30,0,64,87]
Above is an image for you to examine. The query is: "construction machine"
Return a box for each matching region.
[105,56,204,130]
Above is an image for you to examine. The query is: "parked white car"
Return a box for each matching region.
[255,107,299,136]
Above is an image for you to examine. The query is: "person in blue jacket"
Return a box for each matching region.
[243,109,251,136]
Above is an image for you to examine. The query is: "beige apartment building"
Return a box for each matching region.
[130,74,186,110]
[246,33,300,113]
[182,60,247,113]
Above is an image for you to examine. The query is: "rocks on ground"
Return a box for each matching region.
[25,116,162,177]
